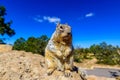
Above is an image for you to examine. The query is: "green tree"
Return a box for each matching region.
[12,37,26,50]
[13,35,49,56]
[0,6,15,43]
[89,42,120,65]
[74,47,84,62]
[36,35,49,55]
[74,47,92,62]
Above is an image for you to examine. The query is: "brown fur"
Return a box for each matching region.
[45,23,74,77]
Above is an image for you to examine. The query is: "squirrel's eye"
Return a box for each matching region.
[60,26,63,29]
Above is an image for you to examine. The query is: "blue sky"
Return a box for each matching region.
[0,0,120,47]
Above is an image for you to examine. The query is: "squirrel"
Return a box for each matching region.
[45,23,74,77]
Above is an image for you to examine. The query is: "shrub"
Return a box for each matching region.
[13,35,49,56]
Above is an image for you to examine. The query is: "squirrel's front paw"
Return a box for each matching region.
[64,70,72,77]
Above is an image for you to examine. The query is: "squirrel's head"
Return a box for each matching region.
[55,23,72,43]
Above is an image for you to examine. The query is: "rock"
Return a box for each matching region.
[0,50,85,80]
[0,44,12,53]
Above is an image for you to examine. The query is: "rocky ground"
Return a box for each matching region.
[0,44,118,80]
[0,45,86,80]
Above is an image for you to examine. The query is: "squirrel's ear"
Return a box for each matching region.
[56,22,60,27]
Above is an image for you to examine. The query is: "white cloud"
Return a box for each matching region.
[33,15,61,24]
[43,16,61,24]
[85,12,94,17]
[33,17,43,22]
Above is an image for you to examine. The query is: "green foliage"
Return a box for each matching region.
[12,37,26,50]
[74,47,83,62]
[89,42,120,65]
[0,6,15,44]
[74,42,120,65]
[74,47,93,62]
[13,35,49,56]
